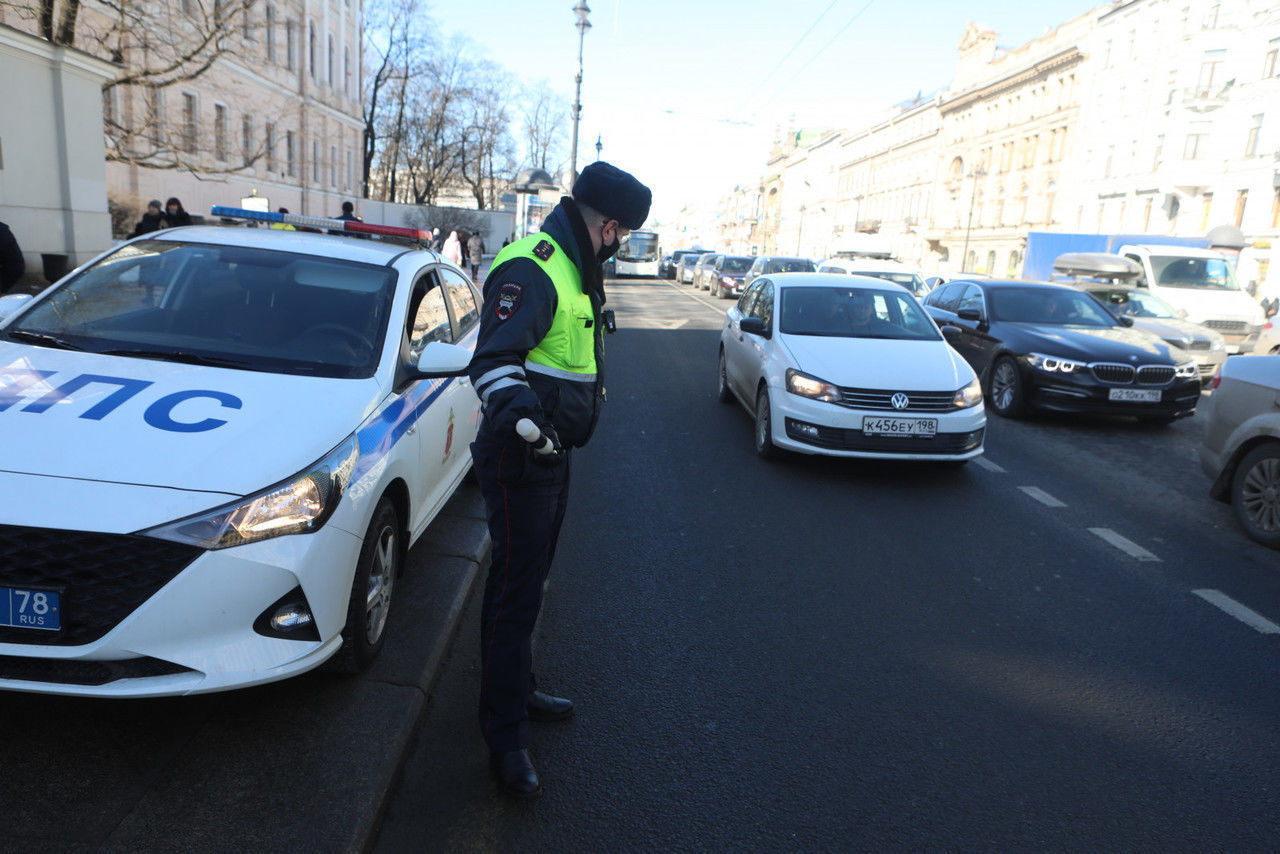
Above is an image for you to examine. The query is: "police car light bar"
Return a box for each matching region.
[210,206,432,242]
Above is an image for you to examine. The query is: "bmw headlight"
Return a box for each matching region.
[953,377,983,408]
[1025,352,1087,374]
[140,435,359,549]
[1174,360,1198,380]
[785,368,841,402]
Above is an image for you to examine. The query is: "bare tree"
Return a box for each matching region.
[520,85,568,173]
[361,0,425,199]
[458,63,517,210]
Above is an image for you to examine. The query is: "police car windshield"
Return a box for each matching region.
[4,240,397,379]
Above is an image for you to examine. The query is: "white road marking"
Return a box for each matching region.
[972,456,1005,473]
[1019,486,1066,507]
[1192,589,1280,634]
[663,280,732,315]
[1088,528,1161,562]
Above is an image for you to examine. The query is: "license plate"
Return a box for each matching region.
[2,587,61,631]
[1108,388,1161,403]
[862,416,937,437]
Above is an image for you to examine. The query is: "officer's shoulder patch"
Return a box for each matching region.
[532,240,556,262]
[495,283,522,321]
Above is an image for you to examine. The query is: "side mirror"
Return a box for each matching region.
[0,293,34,323]
[739,317,770,338]
[940,324,962,344]
[416,341,472,378]
[1116,315,1134,327]
[956,308,983,322]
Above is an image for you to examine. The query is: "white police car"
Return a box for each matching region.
[0,207,481,696]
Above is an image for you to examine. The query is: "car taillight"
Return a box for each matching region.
[1210,374,1221,389]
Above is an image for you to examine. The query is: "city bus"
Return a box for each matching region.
[615,229,660,277]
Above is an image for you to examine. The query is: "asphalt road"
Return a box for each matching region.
[376,276,1280,852]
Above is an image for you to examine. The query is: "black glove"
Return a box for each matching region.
[526,420,564,468]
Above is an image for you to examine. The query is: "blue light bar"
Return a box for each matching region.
[211,205,285,224]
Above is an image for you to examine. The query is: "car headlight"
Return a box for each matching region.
[1174,360,1198,379]
[1207,330,1226,349]
[785,368,841,403]
[139,435,359,549]
[953,377,982,408]
[722,276,734,285]
[1025,352,1087,374]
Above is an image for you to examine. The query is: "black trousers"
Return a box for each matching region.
[471,432,572,753]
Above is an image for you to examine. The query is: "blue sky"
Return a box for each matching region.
[427,0,1104,221]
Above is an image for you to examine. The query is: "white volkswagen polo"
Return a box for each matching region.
[0,208,481,696]
[718,273,986,462]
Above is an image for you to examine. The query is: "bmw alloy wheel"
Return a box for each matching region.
[989,357,1025,418]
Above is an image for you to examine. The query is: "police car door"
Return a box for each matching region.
[403,269,462,537]
[436,265,483,486]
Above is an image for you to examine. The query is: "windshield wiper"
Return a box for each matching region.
[98,348,251,368]
[5,330,88,351]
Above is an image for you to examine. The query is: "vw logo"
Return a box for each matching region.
[891,393,910,410]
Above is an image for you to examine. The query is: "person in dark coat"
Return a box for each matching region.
[131,200,165,237]
[163,197,192,228]
[336,200,362,223]
[0,220,24,294]
[467,231,486,280]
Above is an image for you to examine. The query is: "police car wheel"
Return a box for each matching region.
[754,387,779,460]
[717,350,732,404]
[329,496,401,674]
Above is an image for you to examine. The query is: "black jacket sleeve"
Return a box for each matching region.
[0,224,24,292]
[467,258,558,437]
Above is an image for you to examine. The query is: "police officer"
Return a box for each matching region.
[467,162,651,798]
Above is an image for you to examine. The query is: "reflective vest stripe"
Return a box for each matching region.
[474,364,525,392]
[525,361,597,383]
[480,376,530,403]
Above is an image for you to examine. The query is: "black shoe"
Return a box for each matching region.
[527,690,574,722]
[489,749,541,798]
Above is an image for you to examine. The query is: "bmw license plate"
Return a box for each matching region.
[1108,388,1161,403]
[2,587,61,631]
[862,417,937,437]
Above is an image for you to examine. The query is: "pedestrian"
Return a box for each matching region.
[270,207,297,230]
[430,228,443,252]
[459,230,471,270]
[442,230,463,267]
[335,200,362,223]
[163,197,192,228]
[131,200,165,237]
[467,161,650,798]
[0,219,25,294]
[467,230,486,280]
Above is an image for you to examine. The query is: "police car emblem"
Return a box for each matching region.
[533,240,556,261]
[495,283,522,320]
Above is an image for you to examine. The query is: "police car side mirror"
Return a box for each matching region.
[0,293,33,323]
[416,341,472,378]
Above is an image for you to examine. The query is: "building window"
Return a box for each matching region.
[286,20,296,71]
[214,104,227,160]
[309,22,316,79]
[312,139,320,182]
[1183,132,1207,160]
[1007,250,1021,278]
[985,251,996,274]
[1152,134,1164,170]
[146,86,164,145]
[328,35,335,88]
[346,148,353,190]
[265,6,276,63]
[286,130,296,177]
[1234,190,1248,227]
[102,87,118,131]
[265,122,275,172]
[242,114,253,166]
[1200,193,1214,231]
[330,144,337,186]
[344,46,351,97]
[1245,114,1263,157]
[1197,50,1225,96]
[181,93,198,154]
[1265,42,1278,78]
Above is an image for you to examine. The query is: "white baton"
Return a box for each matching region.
[515,418,556,455]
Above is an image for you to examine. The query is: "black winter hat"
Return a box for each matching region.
[572,161,652,230]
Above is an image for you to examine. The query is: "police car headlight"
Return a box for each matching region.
[140,435,359,549]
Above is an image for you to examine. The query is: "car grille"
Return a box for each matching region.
[1136,365,1176,385]
[1090,363,1136,384]
[1204,319,1247,333]
[0,654,193,686]
[836,386,957,412]
[786,420,983,454]
[0,524,203,647]
[1197,363,1217,377]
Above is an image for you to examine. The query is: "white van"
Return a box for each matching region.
[816,258,929,298]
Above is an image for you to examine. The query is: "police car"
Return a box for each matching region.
[0,207,481,696]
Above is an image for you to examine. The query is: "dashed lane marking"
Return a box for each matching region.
[972,456,1005,473]
[662,280,733,315]
[1088,527,1161,562]
[1192,589,1280,634]
[1019,486,1066,507]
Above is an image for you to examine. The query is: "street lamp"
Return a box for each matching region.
[569,2,592,186]
[595,134,602,161]
[852,193,864,232]
[960,167,986,273]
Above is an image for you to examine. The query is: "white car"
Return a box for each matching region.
[0,209,481,697]
[718,273,986,463]
[1252,317,1278,355]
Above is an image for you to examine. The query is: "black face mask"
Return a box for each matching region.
[597,233,620,263]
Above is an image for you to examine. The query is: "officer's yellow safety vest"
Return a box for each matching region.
[490,233,597,379]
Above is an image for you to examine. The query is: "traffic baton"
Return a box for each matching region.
[516,418,557,455]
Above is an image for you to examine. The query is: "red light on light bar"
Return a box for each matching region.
[345,221,431,240]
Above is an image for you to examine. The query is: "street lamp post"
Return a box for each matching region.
[594,134,602,161]
[960,168,986,273]
[569,2,592,186]
[852,193,864,233]
[796,205,806,256]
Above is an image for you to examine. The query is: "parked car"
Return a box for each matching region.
[709,255,756,298]
[924,272,991,290]
[0,209,481,696]
[1200,356,1280,550]
[658,255,675,278]
[718,273,985,463]
[1080,286,1227,385]
[677,253,703,284]
[1252,318,1279,355]
[664,249,705,280]
[818,258,930,298]
[693,252,721,290]
[922,279,1200,424]
[744,256,815,287]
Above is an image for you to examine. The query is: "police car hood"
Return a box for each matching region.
[0,345,383,496]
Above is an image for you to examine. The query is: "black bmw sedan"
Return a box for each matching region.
[923,279,1200,424]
